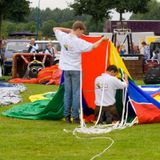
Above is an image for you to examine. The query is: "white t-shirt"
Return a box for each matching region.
[95,73,127,106]
[54,30,93,70]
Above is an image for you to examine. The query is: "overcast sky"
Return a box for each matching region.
[29,0,74,9]
[28,0,131,20]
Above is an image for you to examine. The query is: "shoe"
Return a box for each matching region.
[65,116,72,123]
[73,118,80,124]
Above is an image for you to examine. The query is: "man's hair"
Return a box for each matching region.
[106,65,118,73]
[72,21,86,31]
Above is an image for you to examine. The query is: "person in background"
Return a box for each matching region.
[119,44,126,55]
[132,42,140,54]
[27,38,39,53]
[0,37,6,67]
[45,42,58,55]
[53,20,108,124]
[140,41,150,61]
[152,49,160,62]
[95,65,128,124]
[44,41,58,63]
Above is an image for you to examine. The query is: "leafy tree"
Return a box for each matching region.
[40,8,53,22]
[26,7,92,35]
[70,0,113,30]
[25,21,36,33]
[113,0,151,21]
[15,23,27,32]
[130,0,160,20]
[0,0,30,39]
[70,0,151,30]
[41,20,57,38]
[85,19,105,32]
[1,21,16,38]
[1,6,104,39]
[26,8,37,22]
[60,20,74,28]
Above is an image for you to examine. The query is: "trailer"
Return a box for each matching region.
[105,20,160,36]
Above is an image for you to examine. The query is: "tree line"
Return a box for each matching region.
[1,7,97,39]
[0,0,159,39]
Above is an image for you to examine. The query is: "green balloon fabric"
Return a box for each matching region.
[2,85,64,120]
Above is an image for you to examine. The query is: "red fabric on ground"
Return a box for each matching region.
[9,65,62,85]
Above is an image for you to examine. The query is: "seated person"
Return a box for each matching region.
[119,44,126,55]
[44,42,59,64]
[94,65,128,124]
[141,41,150,61]
[27,38,39,53]
[44,42,58,56]
[132,43,140,55]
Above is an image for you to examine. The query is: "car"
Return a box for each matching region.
[2,39,61,75]
[2,39,30,75]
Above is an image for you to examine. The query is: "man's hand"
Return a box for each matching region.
[92,35,109,49]
[102,35,108,41]
[124,73,128,85]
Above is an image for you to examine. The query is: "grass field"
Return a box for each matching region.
[0,80,160,160]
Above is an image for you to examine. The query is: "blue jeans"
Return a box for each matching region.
[64,70,80,119]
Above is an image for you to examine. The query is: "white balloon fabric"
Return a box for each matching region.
[0,83,26,106]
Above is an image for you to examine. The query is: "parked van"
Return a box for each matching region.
[2,39,30,75]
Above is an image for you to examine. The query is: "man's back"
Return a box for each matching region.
[95,73,127,106]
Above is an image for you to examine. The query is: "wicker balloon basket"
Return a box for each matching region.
[12,53,53,78]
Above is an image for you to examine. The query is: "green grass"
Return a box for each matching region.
[0,80,160,160]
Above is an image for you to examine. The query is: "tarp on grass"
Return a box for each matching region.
[29,92,55,102]
[2,85,64,120]
[0,83,26,106]
[128,81,160,124]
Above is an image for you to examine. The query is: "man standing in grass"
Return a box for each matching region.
[53,21,108,124]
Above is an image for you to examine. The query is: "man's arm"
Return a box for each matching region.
[124,74,128,85]
[92,35,108,49]
[53,47,58,54]
[53,27,72,33]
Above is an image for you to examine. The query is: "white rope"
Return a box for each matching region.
[117,68,127,127]
[124,100,129,125]
[105,40,109,70]
[95,80,105,126]
[64,116,135,160]
[95,40,109,126]
[80,71,86,128]
[64,128,115,160]
[119,87,128,127]
[89,137,114,160]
